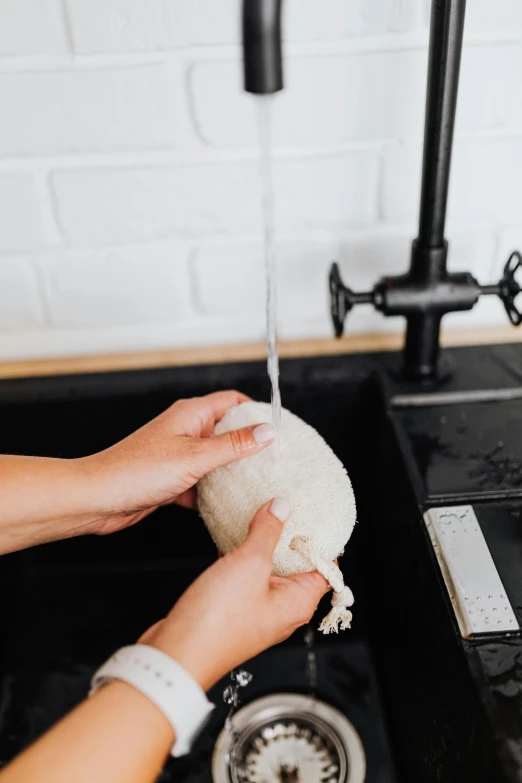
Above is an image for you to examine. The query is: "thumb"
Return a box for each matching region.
[191,422,274,475]
[242,498,291,560]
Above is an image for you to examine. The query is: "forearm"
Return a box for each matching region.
[0,681,174,783]
[0,455,97,555]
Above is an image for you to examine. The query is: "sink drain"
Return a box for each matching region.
[212,693,365,783]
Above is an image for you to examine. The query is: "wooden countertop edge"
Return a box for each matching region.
[0,325,520,380]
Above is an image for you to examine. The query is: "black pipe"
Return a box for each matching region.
[404,0,467,379]
[242,0,283,94]
[404,312,443,379]
[416,0,466,252]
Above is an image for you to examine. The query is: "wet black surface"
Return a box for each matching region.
[472,503,522,623]
[396,400,522,502]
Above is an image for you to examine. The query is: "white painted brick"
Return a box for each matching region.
[286,0,425,40]
[190,50,428,147]
[193,244,265,318]
[381,142,421,227]
[464,0,522,32]
[52,154,378,246]
[65,0,238,53]
[385,0,426,32]
[66,0,424,54]
[38,246,192,328]
[382,138,522,228]
[0,258,44,330]
[0,174,46,252]
[457,44,522,133]
[0,0,67,56]
[0,66,176,157]
[193,240,336,322]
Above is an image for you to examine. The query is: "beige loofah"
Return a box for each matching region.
[197,401,357,633]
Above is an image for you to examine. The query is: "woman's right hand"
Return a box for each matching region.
[142,499,329,691]
[0,501,329,783]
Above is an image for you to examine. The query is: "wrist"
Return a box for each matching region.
[90,645,214,757]
[72,453,129,535]
[147,629,224,693]
[59,456,111,536]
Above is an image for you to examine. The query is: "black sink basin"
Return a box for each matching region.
[1,343,522,782]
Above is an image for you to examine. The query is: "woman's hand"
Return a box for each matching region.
[142,499,329,690]
[78,390,275,535]
[0,501,328,783]
[0,390,275,554]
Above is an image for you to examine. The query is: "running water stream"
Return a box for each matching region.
[222,95,316,773]
[256,95,282,454]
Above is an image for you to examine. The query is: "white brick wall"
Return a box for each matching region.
[0,66,177,156]
[0,0,520,360]
[0,0,68,57]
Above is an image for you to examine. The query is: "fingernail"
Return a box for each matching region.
[253,423,275,445]
[270,497,291,522]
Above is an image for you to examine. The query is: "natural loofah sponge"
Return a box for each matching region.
[197,401,357,633]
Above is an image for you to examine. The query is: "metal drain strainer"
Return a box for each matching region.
[212,694,365,783]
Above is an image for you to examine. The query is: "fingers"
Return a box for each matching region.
[172,391,252,438]
[191,423,274,475]
[201,390,252,422]
[287,570,330,604]
[137,619,164,644]
[243,499,290,560]
[272,570,330,627]
[175,488,198,509]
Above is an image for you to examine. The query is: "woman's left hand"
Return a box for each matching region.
[79,390,274,535]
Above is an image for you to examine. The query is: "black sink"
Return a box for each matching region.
[1,343,522,781]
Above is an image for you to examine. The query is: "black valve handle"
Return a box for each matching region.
[329,263,374,338]
[329,251,522,340]
[329,263,349,338]
[498,251,522,326]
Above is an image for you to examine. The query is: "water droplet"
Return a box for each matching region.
[223,686,237,706]
[233,669,253,688]
[488,595,493,600]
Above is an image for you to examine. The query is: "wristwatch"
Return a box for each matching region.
[90,644,215,756]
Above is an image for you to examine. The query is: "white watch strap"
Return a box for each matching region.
[89,644,215,757]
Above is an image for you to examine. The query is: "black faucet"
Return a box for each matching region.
[242,0,283,95]
[241,0,522,382]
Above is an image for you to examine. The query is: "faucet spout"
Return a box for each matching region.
[242,0,283,94]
